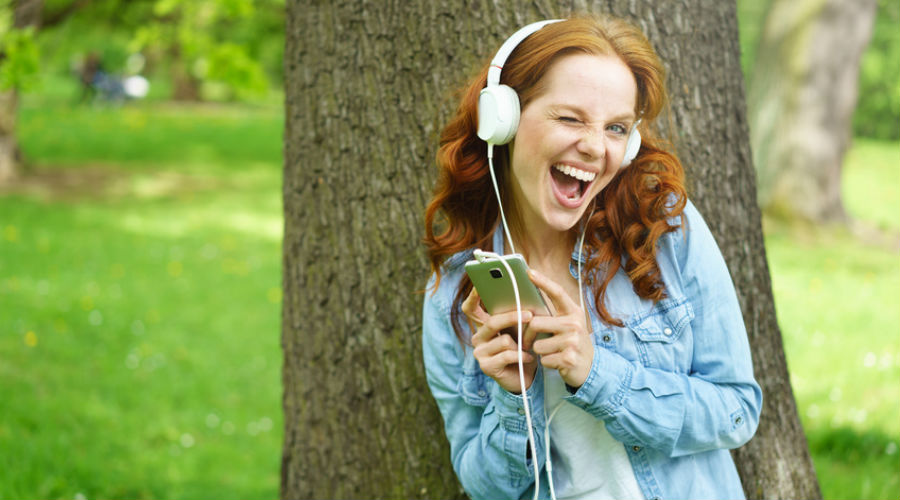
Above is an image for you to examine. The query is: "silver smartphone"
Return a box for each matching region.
[464,253,551,317]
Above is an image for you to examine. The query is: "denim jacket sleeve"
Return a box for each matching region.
[422,275,549,500]
[563,200,763,458]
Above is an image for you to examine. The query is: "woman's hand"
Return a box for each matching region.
[524,269,595,389]
[462,288,538,394]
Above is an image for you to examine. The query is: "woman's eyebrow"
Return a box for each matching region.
[548,104,636,122]
[548,103,585,115]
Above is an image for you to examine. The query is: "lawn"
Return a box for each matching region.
[1,89,284,499]
[1,85,897,498]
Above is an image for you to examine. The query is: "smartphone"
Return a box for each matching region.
[464,253,551,317]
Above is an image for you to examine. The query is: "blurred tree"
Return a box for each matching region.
[128,0,282,101]
[748,0,877,223]
[282,1,819,499]
[0,0,100,182]
[0,0,41,182]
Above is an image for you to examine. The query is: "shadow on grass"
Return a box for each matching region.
[807,426,900,500]
[808,426,899,460]
[0,165,234,203]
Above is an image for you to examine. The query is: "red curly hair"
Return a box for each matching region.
[424,15,687,339]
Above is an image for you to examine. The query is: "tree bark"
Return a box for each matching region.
[282,1,820,498]
[0,91,20,183]
[169,42,201,101]
[0,0,43,184]
[748,0,877,223]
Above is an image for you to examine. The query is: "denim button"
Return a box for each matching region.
[663,327,673,336]
[603,335,611,342]
[518,407,526,415]
[735,416,743,424]
[478,390,487,397]
[632,445,641,452]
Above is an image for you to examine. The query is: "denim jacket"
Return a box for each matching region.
[422,200,763,500]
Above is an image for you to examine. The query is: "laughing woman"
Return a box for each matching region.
[421,14,762,500]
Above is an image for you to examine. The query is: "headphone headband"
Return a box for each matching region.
[486,19,563,87]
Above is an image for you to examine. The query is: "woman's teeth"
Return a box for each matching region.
[553,163,596,182]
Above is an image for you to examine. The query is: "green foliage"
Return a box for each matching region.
[0,27,40,91]
[737,0,772,82]
[21,0,283,101]
[205,42,269,99]
[125,0,282,100]
[853,0,900,140]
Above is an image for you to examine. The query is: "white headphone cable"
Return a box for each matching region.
[544,205,593,500]
[487,144,516,255]
[473,248,540,499]
[486,142,597,499]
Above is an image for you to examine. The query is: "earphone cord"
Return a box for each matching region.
[476,249,540,499]
[487,143,596,500]
[487,144,516,255]
[545,204,593,500]
[487,145,538,498]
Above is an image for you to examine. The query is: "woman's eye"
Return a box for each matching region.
[609,124,627,135]
[557,116,580,124]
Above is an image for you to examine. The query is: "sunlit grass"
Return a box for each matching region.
[843,138,900,233]
[17,78,282,171]
[0,92,283,499]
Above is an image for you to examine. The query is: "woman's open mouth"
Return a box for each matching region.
[550,163,596,208]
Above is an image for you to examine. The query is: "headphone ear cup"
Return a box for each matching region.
[621,127,642,167]
[477,85,521,145]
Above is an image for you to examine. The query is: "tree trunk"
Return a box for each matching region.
[0,91,19,183]
[282,1,820,499]
[748,0,877,223]
[0,0,43,184]
[169,42,201,102]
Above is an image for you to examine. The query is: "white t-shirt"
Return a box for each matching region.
[543,368,645,500]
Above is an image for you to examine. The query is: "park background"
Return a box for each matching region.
[0,0,897,498]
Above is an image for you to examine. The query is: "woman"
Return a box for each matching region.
[422,15,762,500]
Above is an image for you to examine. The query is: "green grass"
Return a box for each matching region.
[2,78,898,499]
[843,138,900,233]
[1,88,284,499]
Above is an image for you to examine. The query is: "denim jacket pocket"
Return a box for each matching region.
[458,351,490,407]
[626,296,695,371]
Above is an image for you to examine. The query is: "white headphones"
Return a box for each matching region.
[476,20,642,167]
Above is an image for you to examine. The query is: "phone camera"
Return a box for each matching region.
[489,268,503,279]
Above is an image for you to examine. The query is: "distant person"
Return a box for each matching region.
[78,51,103,103]
[422,14,763,500]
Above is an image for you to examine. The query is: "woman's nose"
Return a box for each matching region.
[575,127,605,160]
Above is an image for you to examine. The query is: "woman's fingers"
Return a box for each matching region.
[461,288,489,326]
[476,334,535,364]
[528,268,579,316]
[530,328,594,388]
[473,323,538,393]
[471,309,532,346]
